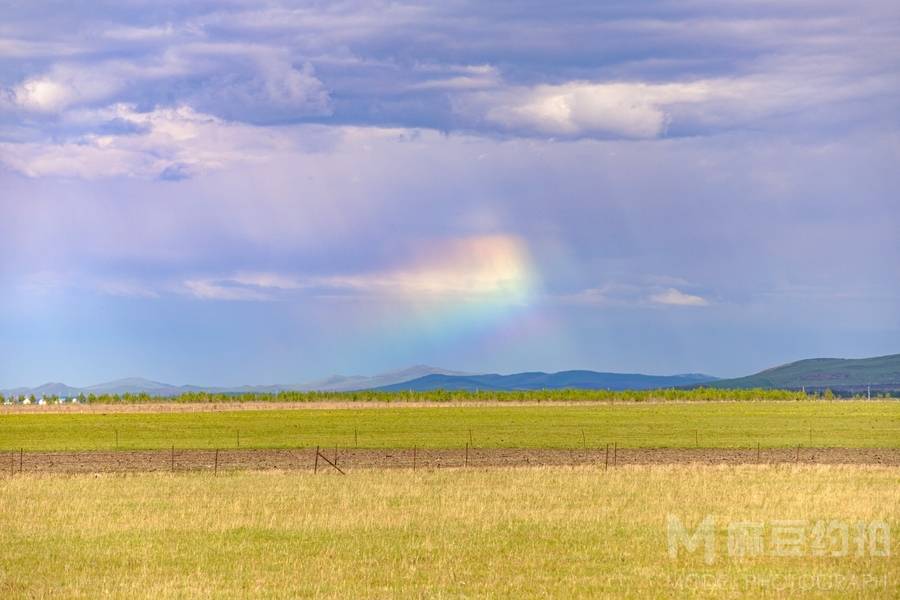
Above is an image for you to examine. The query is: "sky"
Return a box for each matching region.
[1,1,899,387]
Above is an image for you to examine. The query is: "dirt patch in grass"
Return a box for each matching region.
[3,447,897,474]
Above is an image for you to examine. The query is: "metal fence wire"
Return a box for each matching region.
[4,445,898,475]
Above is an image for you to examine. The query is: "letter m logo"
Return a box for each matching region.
[668,514,716,564]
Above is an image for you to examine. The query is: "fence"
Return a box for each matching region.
[3,444,897,475]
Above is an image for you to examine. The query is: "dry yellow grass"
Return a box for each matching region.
[0,465,897,598]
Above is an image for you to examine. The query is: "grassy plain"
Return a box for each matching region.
[0,465,896,598]
[0,401,897,451]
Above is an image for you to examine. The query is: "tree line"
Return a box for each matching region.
[3,387,893,405]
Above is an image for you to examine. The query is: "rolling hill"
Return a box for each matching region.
[374,371,718,392]
[4,354,899,398]
[0,366,473,398]
[704,353,900,392]
[294,365,472,392]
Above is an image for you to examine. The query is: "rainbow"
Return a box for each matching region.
[335,234,542,346]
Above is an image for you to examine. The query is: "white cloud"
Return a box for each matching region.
[229,272,306,290]
[454,79,723,138]
[8,54,199,113]
[456,59,894,139]
[96,280,161,299]
[7,44,331,119]
[313,235,537,304]
[649,288,710,307]
[560,282,711,308]
[182,279,273,302]
[0,104,303,179]
[102,24,179,41]
[168,236,537,303]
[16,271,70,296]
[470,81,713,139]
[0,37,84,59]
[559,283,640,307]
[410,65,500,91]
[14,78,74,112]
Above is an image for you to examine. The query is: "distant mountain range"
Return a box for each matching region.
[294,365,471,392]
[3,353,899,397]
[704,353,900,392]
[374,371,717,392]
[0,366,471,398]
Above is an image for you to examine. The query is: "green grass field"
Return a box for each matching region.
[1,401,897,451]
[0,466,896,598]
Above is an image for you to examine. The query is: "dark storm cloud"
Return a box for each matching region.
[1,1,898,139]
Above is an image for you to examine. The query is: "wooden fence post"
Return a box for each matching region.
[314,446,319,473]
[171,445,175,472]
[19,448,23,474]
[315,448,346,475]
[757,441,761,464]
[214,448,219,476]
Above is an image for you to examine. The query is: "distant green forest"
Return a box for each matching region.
[2,387,896,405]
